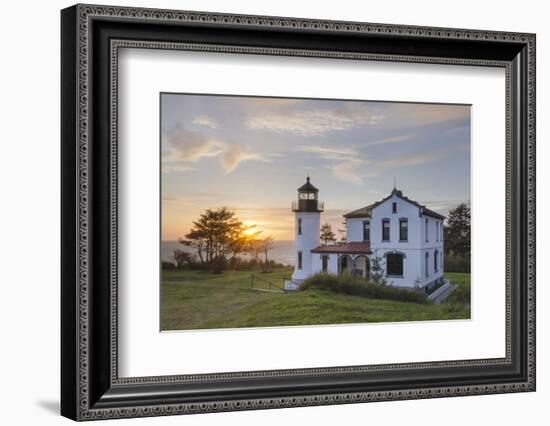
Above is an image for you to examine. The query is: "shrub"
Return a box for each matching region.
[161,261,176,270]
[173,249,197,269]
[209,256,227,274]
[227,257,289,272]
[299,273,427,304]
[444,255,470,273]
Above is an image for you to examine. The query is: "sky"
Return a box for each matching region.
[161,93,471,241]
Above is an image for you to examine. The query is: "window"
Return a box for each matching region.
[299,192,316,200]
[434,249,438,272]
[382,219,390,241]
[297,251,302,269]
[363,220,370,242]
[399,218,408,241]
[322,255,329,272]
[392,202,397,213]
[386,253,404,276]
[425,252,429,277]
[425,218,429,242]
[297,218,302,235]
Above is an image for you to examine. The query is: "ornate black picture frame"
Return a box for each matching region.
[61,4,536,421]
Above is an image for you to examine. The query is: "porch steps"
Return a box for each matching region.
[283,280,301,291]
[428,281,456,304]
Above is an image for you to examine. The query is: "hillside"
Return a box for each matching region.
[161,269,470,331]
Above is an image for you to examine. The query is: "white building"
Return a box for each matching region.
[290,177,445,291]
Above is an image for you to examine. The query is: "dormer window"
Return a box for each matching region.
[392,202,397,214]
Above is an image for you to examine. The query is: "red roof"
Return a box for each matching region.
[311,242,372,254]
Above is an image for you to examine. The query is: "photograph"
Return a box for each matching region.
[160,93,472,331]
[56,3,536,420]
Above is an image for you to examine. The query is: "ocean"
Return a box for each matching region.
[161,240,295,266]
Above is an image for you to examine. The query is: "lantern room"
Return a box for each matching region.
[292,177,324,212]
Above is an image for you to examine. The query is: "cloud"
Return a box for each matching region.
[163,127,225,162]
[245,105,385,136]
[243,102,468,137]
[377,146,455,170]
[294,145,368,185]
[162,127,274,174]
[330,159,364,185]
[366,134,413,146]
[162,164,197,173]
[293,145,359,161]
[192,115,218,128]
[220,144,270,174]
[392,103,470,127]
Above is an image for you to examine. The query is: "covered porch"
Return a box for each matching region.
[337,254,370,278]
[311,241,372,279]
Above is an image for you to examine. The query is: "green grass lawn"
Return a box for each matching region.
[161,268,470,331]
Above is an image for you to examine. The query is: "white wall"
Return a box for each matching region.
[346,218,366,242]
[312,253,338,275]
[347,194,444,287]
[293,212,321,280]
[0,1,547,425]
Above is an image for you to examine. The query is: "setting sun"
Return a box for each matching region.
[243,225,258,236]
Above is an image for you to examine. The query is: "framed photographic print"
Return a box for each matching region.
[61,4,536,421]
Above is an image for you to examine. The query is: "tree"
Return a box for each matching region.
[260,235,275,265]
[320,223,336,246]
[248,235,275,272]
[369,251,387,286]
[172,249,195,269]
[179,207,252,272]
[337,220,347,244]
[444,203,471,258]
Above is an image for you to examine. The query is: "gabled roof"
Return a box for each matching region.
[311,241,372,254]
[342,188,446,220]
[342,202,380,219]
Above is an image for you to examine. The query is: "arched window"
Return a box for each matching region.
[386,253,404,277]
[434,249,438,272]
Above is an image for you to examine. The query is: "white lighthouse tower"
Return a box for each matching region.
[290,177,323,284]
